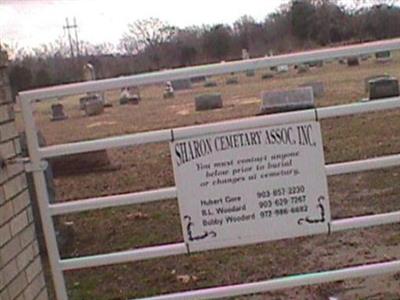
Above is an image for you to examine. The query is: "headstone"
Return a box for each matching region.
[191,76,206,83]
[299,81,324,98]
[81,63,110,107]
[79,94,98,110]
[306,61,323,68]
[261,72,274,80]
[226,77,239,85]
[171,79,192,91]
[204,80,218,88]
[85,98,104,116]
[246,70,255,77]
[369,77,399,100]
[163,91,174,99]
[83,63,96,81]
[242,48,250,60]
[361,54,371,61]
[270,66,277,72]
[347,57,359,66]
[375,51,392,63]
[259,87,314,115]
[364,75,391,92]
[120,87,141,105]
[277,65,289,73]
[297,64,309,74]
[51,103,67,121]
[195,93,223,111]
[163,82,175,99]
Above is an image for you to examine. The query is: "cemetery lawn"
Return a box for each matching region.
[21,53,400,299]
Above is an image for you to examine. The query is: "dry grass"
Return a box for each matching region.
[18,53,400,299]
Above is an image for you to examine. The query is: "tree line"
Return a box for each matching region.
[3,0,400,97]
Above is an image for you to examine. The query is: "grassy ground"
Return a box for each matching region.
[18,53,400,299]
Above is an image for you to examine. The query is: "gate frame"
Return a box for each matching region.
[19,38,400,300]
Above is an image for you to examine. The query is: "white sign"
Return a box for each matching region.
[170,121,330,252]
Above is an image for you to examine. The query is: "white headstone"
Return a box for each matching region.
[242,49,250,60]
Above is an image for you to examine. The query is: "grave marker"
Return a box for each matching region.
[85,98,104,116]
[171,79,192,91]
[195,93,223,111]
[226,77,239,85]
[204,80,218,88]
[277,65,289,73]
[300,81,324,98]
[369,77,399,100]
[261,72,274,80]
[347,57,359,66]
[191,76,207,83]
[297,64,309,74]
[259,87,314,115]
[364,75,391,92]
[51,103,67,121]
[246,70,255,77]
[375,51,392,63]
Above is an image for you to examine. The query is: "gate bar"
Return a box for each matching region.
[49,153,400,216]
[139,259,400,300]
[60,210,400,271]
[39,96,400,159]
[18,38,400,101]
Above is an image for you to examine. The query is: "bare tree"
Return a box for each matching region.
[122,18,176,53]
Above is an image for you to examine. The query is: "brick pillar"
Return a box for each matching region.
[0,50,49,300]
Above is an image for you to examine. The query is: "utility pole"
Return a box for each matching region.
[63,17,79,57]
[73,17,80,57]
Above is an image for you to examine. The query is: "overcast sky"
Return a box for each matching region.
[0,0,367,50]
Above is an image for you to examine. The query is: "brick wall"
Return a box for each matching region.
[0,50,49,299]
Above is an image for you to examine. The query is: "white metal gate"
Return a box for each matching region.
[19,38,400,299]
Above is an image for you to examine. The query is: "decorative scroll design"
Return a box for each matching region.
[184,216,217,241]
[298,196,326,225]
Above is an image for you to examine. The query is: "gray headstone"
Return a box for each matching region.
[364,75,391,92]
[299,81,324,98]
[85,98,104,116]
[261,72,274,80]
[361,54,371,61]
[171,79,192,91]
[259,87,314,115]
[306,61,323,68]
[375,51,392,63]
[246,70,255,77]
[51,103,67,121]
[369,77,399,100]
[163,90,175,99]
[226,77,239,85]
[347,57,359,66]
[204,80,218,88]
[191,76,206,83]
[80,94,98,110]
[297,64,309,74]
[195,93,223,111]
